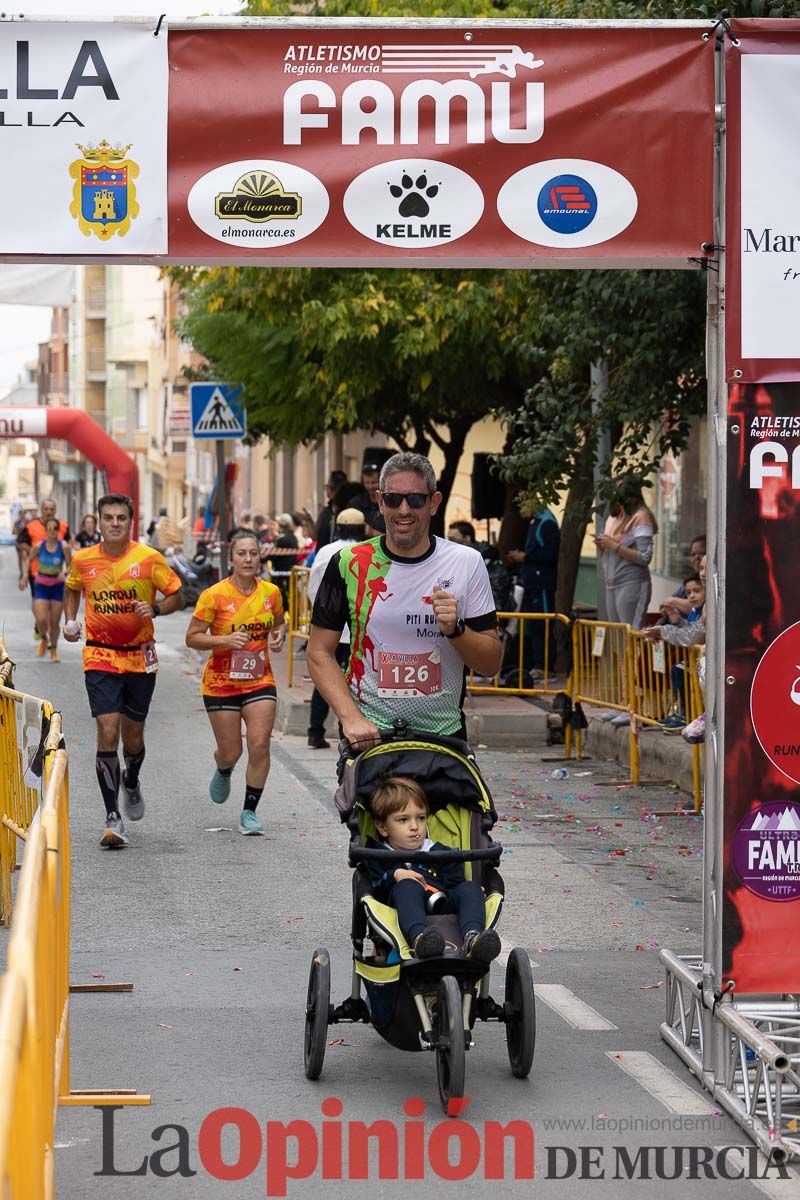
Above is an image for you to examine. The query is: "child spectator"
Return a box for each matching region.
[367,776,501,963]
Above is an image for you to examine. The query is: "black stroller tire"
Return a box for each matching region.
[435,976,466,1114]
[505,948,536,1078]
[304,948,331,1080]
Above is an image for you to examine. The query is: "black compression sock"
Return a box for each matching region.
[217,765,234,778]
[122,747,145,789]
[96,752,121,817]
[244,784,264,813]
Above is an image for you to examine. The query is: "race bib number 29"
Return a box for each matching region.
[377,651,441,698]
[230,649,266,681]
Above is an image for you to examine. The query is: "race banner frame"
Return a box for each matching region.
[0,17,715,269]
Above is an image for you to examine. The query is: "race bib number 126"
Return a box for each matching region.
[377,650,441,698]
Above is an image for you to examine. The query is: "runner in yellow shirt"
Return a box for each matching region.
[185,529,285,835]
[63,493,184,848]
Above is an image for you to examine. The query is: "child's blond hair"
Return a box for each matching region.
[371,776,428,823]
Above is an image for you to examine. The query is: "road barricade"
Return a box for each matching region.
[287,566,312,687]
[0,642,54,926]
[0,645,150,1200]
[570,619,705,811]
[0,709,68,1200]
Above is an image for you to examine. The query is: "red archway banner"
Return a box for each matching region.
[164,23,715,268]
[0,407,138,533]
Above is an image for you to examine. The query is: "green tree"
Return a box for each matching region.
[495,269,707,617]
[173,266,534,528]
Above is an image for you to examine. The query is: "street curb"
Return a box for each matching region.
[583,715,697,797]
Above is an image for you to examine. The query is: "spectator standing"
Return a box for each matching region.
[315,470,349,551]
[507,509,561,670]
[305,507,366,748]
[351,461,386,535]
[74,513,101,549]
[595,484,658,629]
[270,512,299,607]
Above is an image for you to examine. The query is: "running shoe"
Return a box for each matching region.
[413,928,445,958]
[658,713,685,730]
[49,648,60,662]
[100,812,129,849]
[33,625,42,642]
[121,778,145,822]
[239,810,264,836]
[36,639,47,658]
[463,928,502,963]
[209,769,231,805]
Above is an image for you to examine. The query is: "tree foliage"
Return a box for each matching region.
[496,270,707,523]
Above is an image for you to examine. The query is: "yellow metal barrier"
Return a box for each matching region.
[0,654,150,1200]
[467,611,570,697]
[0,642,53,926]
[571,619,705,811]
[287,566,312,687]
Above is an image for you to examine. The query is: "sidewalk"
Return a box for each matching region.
[272,642,699,797]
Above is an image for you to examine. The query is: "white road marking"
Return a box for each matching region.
[608,1050,717,1114]
[499,941,537,968]
[536,983,617,1030]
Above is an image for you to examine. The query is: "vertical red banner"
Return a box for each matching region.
[724,383,800,992]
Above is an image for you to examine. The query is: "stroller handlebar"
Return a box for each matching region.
[348,844,503,867]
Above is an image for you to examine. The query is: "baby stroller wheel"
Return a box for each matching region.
[505,948,536,1078]
[304,948,331,1080]
[434,976,466,1115]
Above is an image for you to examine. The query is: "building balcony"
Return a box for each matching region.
[86,345,107,380]
[86,285,106,318]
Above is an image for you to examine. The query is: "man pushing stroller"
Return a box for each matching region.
[307,451,503,747]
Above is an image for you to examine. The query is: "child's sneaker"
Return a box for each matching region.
[463,928,501,963]
[413,928,445,958]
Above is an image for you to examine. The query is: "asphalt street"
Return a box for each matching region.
[1,545,796,1199]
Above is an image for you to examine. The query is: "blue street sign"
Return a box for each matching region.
[190,383,246,439]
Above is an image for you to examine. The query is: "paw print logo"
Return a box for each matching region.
[389,172,440,219]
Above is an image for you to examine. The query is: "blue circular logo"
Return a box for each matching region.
[537,174,597,234]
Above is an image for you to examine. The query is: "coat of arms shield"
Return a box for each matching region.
[69,140,140,240]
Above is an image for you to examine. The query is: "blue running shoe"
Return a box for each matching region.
[209,769,231,805]
[239,810,264,836]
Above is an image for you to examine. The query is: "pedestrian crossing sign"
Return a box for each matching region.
[190,383,246,439]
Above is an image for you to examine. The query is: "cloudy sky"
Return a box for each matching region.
[0,0,242,389]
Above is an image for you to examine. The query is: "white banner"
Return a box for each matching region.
[0,21,167,253]
[740,54,800,360]
[0,407,47,436]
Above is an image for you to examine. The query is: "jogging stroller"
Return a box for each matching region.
[302,724,536,1114]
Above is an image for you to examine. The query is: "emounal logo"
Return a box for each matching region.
[537,174,597,235]
[498,159,637,250]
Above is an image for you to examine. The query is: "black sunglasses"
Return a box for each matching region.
[381,491,432,510]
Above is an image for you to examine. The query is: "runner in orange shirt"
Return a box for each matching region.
[63,493,184,849]
[185,529,285,836]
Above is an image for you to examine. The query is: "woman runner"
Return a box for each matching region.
[19,515,71,661]
[185,530,285,835]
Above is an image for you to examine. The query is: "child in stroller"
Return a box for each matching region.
[302,727,535,1113]
[367,775,502,963]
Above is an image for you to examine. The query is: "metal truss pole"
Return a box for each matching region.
[659,32,800,1167]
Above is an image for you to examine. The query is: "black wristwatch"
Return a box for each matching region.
[151,603,162,618]
[445,618,466,640]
